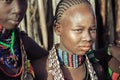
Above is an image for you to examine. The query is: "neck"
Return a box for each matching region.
[59,42,72,54]
[0,26,12,39]
[57,48,85,68]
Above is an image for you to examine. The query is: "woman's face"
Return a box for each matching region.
[55,4,97,55]
[0,0,27,30]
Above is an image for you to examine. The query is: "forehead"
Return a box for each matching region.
[60,5,96,26]
[61,4,96,23]
[64,4,94,16]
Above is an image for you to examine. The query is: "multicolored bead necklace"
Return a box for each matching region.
[0,30,20,69]
[57,49,85,68]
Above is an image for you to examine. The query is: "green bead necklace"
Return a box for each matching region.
[0,30,15,59]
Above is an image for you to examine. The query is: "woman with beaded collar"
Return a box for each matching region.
[32,0,120,80]
[0,0,48,80]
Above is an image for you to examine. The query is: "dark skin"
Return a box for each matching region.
[111,32,120,62]
[32,3,120,80]
[0,0,48,79]
[55,4,96,80]
[0,0,48,60]
[0,0,27,75]
[110,46,120,62]
[0,0,27,30]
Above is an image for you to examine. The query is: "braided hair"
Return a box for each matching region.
[54,0,91,23]
[48,0,98,80]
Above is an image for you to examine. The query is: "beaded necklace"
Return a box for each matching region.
[0,29,22,78]
[0,30,21,68]
[0,28,34,79]
[57,49,85,68]
[48,44,98,80]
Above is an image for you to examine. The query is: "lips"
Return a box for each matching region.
[8,15,22,25]
[80,46,91,51]
[8,19,20,25]
[78,44,91,51]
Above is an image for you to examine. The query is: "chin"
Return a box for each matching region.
[5,27,16,30]
[5,25,18,30]
[76,51,87,56]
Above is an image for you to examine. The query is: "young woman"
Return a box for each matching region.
[0,0,48,80]
[32,0,120,80]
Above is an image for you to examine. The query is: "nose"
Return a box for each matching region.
[82,31,92,41]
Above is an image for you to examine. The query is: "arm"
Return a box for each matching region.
[109,46,120,62]
[21,31,49,60]
[108,57,120,74]
[94,48,120,77]
[31,56,48,80]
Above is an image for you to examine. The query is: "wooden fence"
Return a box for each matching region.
[19,0,120,50]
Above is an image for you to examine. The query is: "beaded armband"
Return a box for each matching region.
[108,67,120,80]
[107,47,112,56]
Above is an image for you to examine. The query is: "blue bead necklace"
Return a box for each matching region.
[57,49,85,68]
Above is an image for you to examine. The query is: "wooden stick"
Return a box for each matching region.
[38,0,48,49]
[26,0,33,38]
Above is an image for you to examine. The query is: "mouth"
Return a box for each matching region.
[78,45,91,51]
[80,46,91,51]
[8,19,20,25]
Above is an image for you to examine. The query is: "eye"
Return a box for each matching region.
[89,28,96,33]
[1,0,13,4]
[73,29,83,33]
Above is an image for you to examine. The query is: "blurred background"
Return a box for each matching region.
[19,0,120,50]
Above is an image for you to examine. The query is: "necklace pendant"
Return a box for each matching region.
[13,61,17,67]
[10,54,18,61]
[0,57,4,64]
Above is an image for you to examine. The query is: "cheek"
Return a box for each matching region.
[0,13,7,24]
[91,33,96,42]
[0,10,5,18]
[61,31,71,41]
[0,7,10,18]
[70,33,81,42]
[62,31,80,45]
[0,10,10,25]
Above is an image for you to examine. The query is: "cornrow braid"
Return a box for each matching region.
[48,44,98,80]
[48,45,64,80]
[54,0,90,23]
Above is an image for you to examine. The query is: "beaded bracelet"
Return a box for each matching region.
[107,47,111,56]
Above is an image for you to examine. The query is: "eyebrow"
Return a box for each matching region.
[2,0,14,1]
[91,25,96,27]
[75,25,96,28]
[0,0,9,1]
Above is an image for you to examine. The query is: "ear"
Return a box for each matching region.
[54,23,62,36]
